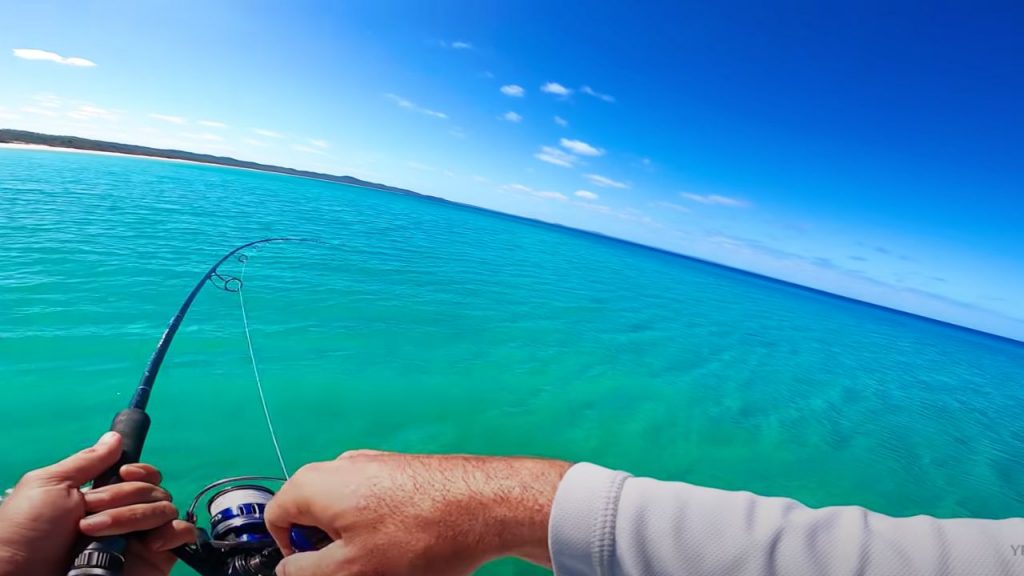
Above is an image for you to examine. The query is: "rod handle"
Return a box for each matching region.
[66,409,152,576]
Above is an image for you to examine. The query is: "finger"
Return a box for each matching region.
[119,463,162,485]
[265,496,298,556]
[83,481,171,512]
[39,431,122,486]
[336,449,388,460]
[276,541,350,576]
[79,501,179,537]
[139,519,198,552]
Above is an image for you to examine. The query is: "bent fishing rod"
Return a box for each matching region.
[69,238,328,576]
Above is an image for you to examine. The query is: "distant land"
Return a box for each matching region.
[0,129,423,197]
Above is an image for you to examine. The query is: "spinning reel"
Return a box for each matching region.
[172,477,329,576]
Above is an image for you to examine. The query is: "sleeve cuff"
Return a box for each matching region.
[549,462,631,576]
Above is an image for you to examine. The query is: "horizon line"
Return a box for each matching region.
[2,131,1020,346]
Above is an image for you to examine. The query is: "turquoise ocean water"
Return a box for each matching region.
[2,148,1023,574]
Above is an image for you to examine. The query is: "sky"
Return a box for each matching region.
[1,1,1022,340]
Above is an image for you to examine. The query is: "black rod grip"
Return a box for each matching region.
[66,409,152,576]
[92,408,151,488]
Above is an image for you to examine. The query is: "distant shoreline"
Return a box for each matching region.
[0,142,216,167]
[0,129,421,197]
[0,142,434,199]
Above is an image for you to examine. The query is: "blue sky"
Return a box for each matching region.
[2,1,1022,340]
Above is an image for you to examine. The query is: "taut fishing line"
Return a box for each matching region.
[236,251,290,480]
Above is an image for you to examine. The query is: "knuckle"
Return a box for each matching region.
[265,498,282,517]
[293,462,327,484]
[157,501,179,517]
[129,501,176,523]
[19,469,45,485]
[294,462,319,477]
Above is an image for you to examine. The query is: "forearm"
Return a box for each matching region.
[482,457,572,566]
[550,463,1024,576]
[441,456,571,567]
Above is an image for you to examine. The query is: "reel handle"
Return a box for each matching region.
[66,408,152,576]
[290,525,332,552]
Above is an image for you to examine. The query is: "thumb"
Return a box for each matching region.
[37,431,123,486]
[276,541,349,576]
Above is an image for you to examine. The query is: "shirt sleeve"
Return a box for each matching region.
[548,462,1024,576]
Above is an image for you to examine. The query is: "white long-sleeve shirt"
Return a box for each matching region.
[549,463,1024,576]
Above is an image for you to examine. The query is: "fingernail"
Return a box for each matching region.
[81,515,111,532]
[98,431,119,446]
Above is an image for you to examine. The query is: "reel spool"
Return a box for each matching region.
[207,485,276,548]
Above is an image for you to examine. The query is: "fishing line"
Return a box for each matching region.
[236,253,290,480]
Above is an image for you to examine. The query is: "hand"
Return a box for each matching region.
[265,450,572,576]
[0,431,196,576]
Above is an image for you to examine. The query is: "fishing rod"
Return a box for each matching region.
[68,238,328,576]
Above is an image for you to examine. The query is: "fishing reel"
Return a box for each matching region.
[172,476,330,576]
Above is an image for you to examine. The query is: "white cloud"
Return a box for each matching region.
[309,138,329,149]
[21,94,114,122]
[580,85,615,103]
[449,127,466,138]
[242,138,268,147]
[502,111,523,123]
[584,174,629,189]
[407,161,436,172]
[534,191,568,201]
[500,84,525,97]
[21,106,58,117]
[540,82,572,97]
[501,183,567,202]
[575,190,599,200]
[441,40,473,50]
[480,70,495,79]
[680,192,751,207]
[502,183,534,193]
[252,128,284,138]
[535,146,577,167]
[199,120,228,128]
[13,48,96,67]
[150,113,186,125]
[33,94,62,108]
[554,116,569,127]
[575,203,658,225]
[67,105,115,121]
[560,138,604,157]
[650,201,691,213]
[0,107,19,120]
[472,175,490,183]
[384,93,448,119]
